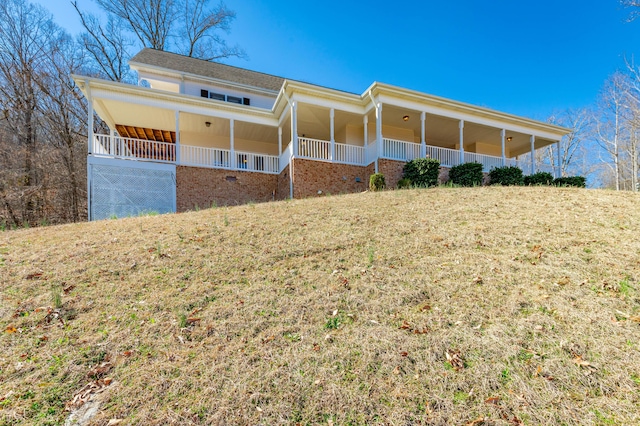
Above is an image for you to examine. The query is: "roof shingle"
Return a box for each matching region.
[130,48,285,92]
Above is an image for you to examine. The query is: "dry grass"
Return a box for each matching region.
[1,186,640,426]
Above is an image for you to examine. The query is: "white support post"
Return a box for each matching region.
[376,102,383,173]
[420,111,426,158]
[330,108,335,161]
[291,102,298,157]
[530,135,536,175]
[363,115,369,146]
[230,119,235,170]
[501,129,506,167]
[556,140,562,178]
[278,126,282,156]
[459,120,465,164]
[175,110,181,165]
[86,80,93,155]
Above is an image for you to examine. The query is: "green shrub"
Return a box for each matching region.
[553,176,586,188]
[524,172,554,186]
[402,158,441,187]
[369,173,386,191]
[448,162,484,187]
[489,166,524,186]
[397,178,412,189]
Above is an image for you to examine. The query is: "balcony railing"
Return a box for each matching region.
[93,134,176,163]
[296,137,365,165]
[93,135,279,174]
[92,134,558,177]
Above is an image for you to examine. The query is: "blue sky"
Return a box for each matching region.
[34,0,640,121]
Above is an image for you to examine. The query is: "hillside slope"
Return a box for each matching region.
[1,187,640,425]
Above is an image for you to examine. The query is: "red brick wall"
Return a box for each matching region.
[291,159,372,198]
[378,159,406,189]
[277,165,291,201]
[176,166,278,211]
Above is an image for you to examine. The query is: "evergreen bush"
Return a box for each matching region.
[369,173,386,191]
[448,162,484,187]
[489,166,524,186]
[553,176,586,188]
[524,172,554,186]
[402,158,441,187]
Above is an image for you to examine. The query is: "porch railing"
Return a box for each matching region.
[382,138,421,161]
[93,134,176,163]
[296,137,365,165]
[93,134,558,177]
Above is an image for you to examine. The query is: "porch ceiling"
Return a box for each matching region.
[383,104,557,156]
[180,113,277,144]
[116,124,176,143]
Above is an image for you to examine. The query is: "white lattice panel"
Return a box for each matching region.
[90,162,176,220]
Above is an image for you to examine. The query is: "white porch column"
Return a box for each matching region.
[556,140,562,178]
[330,108,335,161]
[175,110,181,165]
[291,102,298,156]
[376,102,383,173]
[230,119,235,170]
[278,126,282,156]
[420,112,426,158]
[500,129,506,167]
[530,135,536,175]
[363,115,369,146]
[86,80,93,155]
[459,120,465,164]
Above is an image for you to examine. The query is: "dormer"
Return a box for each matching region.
[129,48,284,110]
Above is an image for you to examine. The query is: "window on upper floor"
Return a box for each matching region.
[200,89,250,106]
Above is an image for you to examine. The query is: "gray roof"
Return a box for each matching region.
[130,48,285,92]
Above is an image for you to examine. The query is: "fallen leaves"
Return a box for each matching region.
[573,356,597,373]
[445,349,465,371]
[5,325,17,333]
[65,378,113,411]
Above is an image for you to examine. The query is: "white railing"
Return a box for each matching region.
[365,141,377,166]
[235,151,279,174]
[382,138,421,162]
[296,137,367,165]
[464,152,504,172]
[181,145,230,168]
[298,137,330,160]
[93,134,176,163]
[335,142,365,165]
[425,145,460,168]
[279,142,292,173]
[93,134,557,177]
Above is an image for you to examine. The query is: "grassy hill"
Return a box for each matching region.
[1,186,640,425]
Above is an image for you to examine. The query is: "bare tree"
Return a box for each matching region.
[73,1,134,82]
[593,72,628,190]
[75,0,244,76]
[0,0,59,224]
[544,108,592,177]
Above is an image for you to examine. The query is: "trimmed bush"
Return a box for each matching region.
[402,158,441,187]
[369,173,386,191]
[524,172,554,186]
[489,166,524,186]
[448,162,484,187]
[397,178,412,189]
[553,176,586,188]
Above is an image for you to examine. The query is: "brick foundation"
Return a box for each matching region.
[176,166,278,211]
[291,159,373,198]
[378,159,406,188]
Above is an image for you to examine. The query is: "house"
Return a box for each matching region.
[73,48,570,220]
